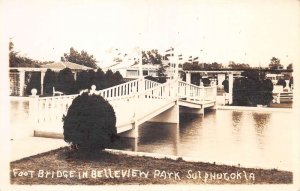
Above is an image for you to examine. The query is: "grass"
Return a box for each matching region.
[10,147,292,185]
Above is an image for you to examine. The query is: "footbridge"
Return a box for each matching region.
[30,78,217,138]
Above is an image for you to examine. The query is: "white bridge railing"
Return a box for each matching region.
[178,81,217,102]
[28,79,216,128]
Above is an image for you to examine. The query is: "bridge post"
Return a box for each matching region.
[186,72,191,101]
[148,101,179,124]
[28,89,39,136]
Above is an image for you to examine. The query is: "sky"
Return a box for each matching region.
[2,0,300,67]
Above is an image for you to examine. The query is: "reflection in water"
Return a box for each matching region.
[111,110,292,171]
[252,113,270,135]
[231,111,243,133]
[252,113,271,150]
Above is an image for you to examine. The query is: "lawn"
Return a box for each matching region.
[10,147,292,185]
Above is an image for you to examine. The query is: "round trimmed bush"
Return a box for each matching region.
[63,92,117,151]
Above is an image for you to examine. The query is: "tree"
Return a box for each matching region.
[9,41,40,68]
[43,69,57,95]
[232,71,274,106]
[222,79,229,93]
[289,77,293,89]
[25,72,41,95]
[61,47,98,69]
[104,69,114,88]
[269,57,283,70]
[276,78,286,88]
[202,78,211,87]
[94,68,106,90]
[142,49,163,65]
[157,63,167,83]
[56,68,75,94]
[228,61,250,69]
[63,92,117,151]
[74,70,90,92]
[112,71,124,86]
[287,63,293,70]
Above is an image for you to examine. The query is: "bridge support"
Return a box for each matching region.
[179,106,204,115]
[148,102,179,124]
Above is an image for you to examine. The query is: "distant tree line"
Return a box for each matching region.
[25,68,124,96]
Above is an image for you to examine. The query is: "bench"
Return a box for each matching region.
[53,87,64,96]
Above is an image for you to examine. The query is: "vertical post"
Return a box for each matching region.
[29,89,39,132]
[73,72,77,80]
[90,85,96,95]
[228,72,233,105]
[40,70,45,96]
[19,70,25,96]
[186,72,191,100]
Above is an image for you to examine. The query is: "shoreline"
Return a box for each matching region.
[10,147,293,185]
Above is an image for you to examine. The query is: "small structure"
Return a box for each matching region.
[9,62,94,96]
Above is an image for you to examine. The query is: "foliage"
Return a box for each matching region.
[43,69,57,95]
[25,72,41,95]
[142,49,163,65]
[269,57,283,70]
[156,63,167,83]
[183,62,223,70]
[232,71,274,106]
[289,77,293,88]
[9,41,42,68]
[111,71,124,86]
[145,75,158,82]
[94,69,106,90]
[56,68,75,94]
[74,69,124,92]
[202,78,211,87]
[228,61,250,69]
[276,79,286,88]
[61,47,97,69]
[63,93,117,151]
[287,63,293,70]
[222,79,229,93]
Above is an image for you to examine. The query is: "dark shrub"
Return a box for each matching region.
[56,68,75,94]
[43,69,57,95]
[25,72,41,95]
[112,71,124,86]
[276,78,286,88]
[222,79,229,93]
[145,75,158,82]
[63,92,117,151]
[74,70,90,92]
[289,77,293,88]
[202,78,211,87]
[94,68,106,90]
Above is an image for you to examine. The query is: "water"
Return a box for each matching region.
[117,110,293,171]
[10,100,293,171]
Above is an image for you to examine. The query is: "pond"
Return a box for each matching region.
[116,109,293,171]
[10,100,293,171]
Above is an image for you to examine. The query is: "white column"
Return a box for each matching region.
[186,72,191,84]
[19,70,25,96]
[40,71,46,95]
[228,72,233,104]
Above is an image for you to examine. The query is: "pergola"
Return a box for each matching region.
[183,70,243,104]
[9,62,94,96]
